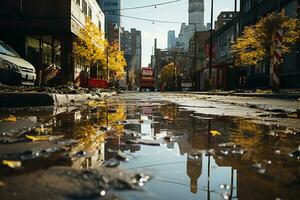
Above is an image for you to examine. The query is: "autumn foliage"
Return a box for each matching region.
[73,18,126,80]
[231,10,300,66]
[106,42,127,80]
[160,62,177,87]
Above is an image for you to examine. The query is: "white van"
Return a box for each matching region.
[0,40,36,86]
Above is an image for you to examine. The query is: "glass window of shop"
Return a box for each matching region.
[54,40,61,69]
[25,35,61,71]
[42,36,52,67]
[25,36,41,70]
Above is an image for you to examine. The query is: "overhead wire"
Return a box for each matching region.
[123,0,187,15]
[103,0,184,12]
[116,14,183,24]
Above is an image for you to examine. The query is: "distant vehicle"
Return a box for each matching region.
[0,40,36,86]
[140,67,155,91]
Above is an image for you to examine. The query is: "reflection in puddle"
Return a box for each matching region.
[0,98,300,200]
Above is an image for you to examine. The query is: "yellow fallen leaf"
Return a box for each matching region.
[26,135,64,142]
[86,100,106,107]
[34,127,52,134]
[3,115,17,122]
[2,160,22,168]
[210,130,221,136]
[0,180,4,187]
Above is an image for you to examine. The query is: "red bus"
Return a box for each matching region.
[140,67,155,91]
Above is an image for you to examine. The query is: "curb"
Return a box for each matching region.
[0,92,115,108]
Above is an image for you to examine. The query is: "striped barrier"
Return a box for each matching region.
[270,29,283,89]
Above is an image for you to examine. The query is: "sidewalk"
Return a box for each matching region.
[189,89,300,99]
[186,92,300,115]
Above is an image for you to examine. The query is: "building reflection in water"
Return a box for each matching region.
[187,154,202,193]
[158,104,238,198]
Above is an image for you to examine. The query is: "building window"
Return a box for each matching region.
[25,36,40,70]
[223,14,226,18]
[82,0,87,15]
[88,6,92,19]
[98,21,101,30]
[54,40,61,69]
[245,0,251,12]
[229,13,233,18]
[42,36,52,67]
[76,0,81,7]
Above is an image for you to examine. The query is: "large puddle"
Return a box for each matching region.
[0,96,300,200]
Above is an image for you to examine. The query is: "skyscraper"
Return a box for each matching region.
[176,0,206,50]
[188,0,205,31]
[168,30,176,49]
[97,0,121,27]
[121,28,142,70]
[98,0,121,45]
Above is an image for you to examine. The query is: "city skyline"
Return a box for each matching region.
[122,0,240,67]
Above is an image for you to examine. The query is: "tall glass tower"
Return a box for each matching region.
[188,0,205,31]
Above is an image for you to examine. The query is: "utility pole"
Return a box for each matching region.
[154,39,158,91]
[106,47,109,83]
[234,0,237,37]
[208,0,214,90]
[173,54,176,91]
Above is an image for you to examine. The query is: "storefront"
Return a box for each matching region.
[24,35,62,84]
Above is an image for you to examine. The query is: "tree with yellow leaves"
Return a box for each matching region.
[128,67,136,89]
[231,10,300,66]
[73,18,126,82]
[73,18,107,69]
[106,42,127,81]
[160,62,177,89]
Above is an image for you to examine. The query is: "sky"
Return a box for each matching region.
[121,0,240,67]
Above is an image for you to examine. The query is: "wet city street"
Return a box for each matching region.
[0,92,300,200]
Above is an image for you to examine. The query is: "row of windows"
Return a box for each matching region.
[76,0,92,19]
[76,0,102,30]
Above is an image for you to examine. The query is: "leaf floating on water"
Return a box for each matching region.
[210,130,221,136]
[3,115,17,122]
[2,160,22,168]
[26,135,64,142]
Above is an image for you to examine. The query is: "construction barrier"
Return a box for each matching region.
[80,77,108,89]
[270,29,283,89]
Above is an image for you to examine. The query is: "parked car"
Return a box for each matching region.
[0,40,36,85]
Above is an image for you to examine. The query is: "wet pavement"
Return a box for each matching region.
[0,92,300,200]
